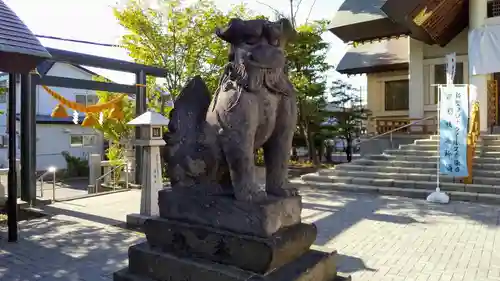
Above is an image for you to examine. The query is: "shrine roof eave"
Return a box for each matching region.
[329,18,410,44]
[0,0,51,73]
[328,0,410,44]
[337,63,409,75]
[336,37,409,75]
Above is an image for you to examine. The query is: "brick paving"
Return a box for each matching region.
[300,188,500,281]
[1,189,500,280]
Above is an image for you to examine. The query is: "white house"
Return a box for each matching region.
[330,0,498,135]
[0,61,105,171]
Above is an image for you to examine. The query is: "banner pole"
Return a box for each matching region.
[427,84,449,204]
[436,85,440,193]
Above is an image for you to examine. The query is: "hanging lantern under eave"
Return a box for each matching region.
[81,114,98,127]
[51,103,69,118]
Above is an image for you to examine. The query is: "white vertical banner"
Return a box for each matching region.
[446,52,456,85]
[439,85,469,177]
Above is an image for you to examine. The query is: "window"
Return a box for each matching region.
[75,94,98,106]
[488,0,500,18]
[75,94,86,105]
[70,134,96,147]
[384,79,409,111]
[0,80,7,104]
[433,62,464,104]
[83,135,96,146]
[86,95,98,105]
[0,89,6,104]
[0,135,7,148]
[70,135,83,146]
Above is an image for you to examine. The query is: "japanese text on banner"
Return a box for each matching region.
[439,85,469,177]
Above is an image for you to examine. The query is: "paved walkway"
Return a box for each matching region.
[36,179,90,201]
[1,189,500,280]
[300,189,500,281]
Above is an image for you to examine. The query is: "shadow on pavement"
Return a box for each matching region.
[0,216,144,281]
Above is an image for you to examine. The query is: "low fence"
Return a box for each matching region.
[369,116,438,135]
[88,154,135,194]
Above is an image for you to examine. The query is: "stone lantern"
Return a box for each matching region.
[126,111,169,224]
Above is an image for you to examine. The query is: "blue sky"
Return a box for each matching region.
[5,0,365,88]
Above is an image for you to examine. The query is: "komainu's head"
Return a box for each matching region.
[215,18,297,50]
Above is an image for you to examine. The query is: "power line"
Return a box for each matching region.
[35,34,121,48]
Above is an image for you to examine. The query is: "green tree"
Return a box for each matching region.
[87,75,137,169]
[114,0,259,111]
[91,76,136,144]
[286,21,332,165]
[326,79,368,162]
[0,86,6,115]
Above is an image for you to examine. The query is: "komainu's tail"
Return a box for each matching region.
[165,76,213,189]
[167,76,211,136]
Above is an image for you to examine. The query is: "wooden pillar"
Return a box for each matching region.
[7,73,18,242]
[408,38,425,132]
[20,73,35,202]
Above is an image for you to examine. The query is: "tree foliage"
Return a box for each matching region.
[114,0,257,101]
[90,76,136,144]
[328,79,367,138]
[323,79,368,162]
[285,21,332,164]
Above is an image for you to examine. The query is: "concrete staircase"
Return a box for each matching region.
[296,134,500,204]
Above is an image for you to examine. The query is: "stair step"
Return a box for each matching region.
[479,134,500,139]
[292,179,500,205]
[314,134,500,204]
[414,139,438,145]
[300,174,500,194]
[318,169,500,185]
[330,164,500,177]
[400,144,500,151]
[420,137,500,144]
[367,154,500,164]
[352,159,500,170]
[384,149,500,157]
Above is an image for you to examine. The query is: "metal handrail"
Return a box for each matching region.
[94,162,128,193]
[37,168,56,202]
[359,115,437,148]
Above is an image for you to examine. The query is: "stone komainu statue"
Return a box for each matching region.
[166,18,298,202]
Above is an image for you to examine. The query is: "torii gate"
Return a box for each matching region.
[0,0,168,242]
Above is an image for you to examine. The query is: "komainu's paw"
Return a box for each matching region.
[234,184,268,202]
[266,186,298,197]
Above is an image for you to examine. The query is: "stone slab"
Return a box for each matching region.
[144,217,317,273]
[158,189,302,237]
[126,213,152,227]
[114,269,350,281]
[124,242,337,281]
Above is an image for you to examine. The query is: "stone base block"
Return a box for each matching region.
[126,213,152,227]
[116,242,337,281]
[144,217,317,273]
[114,269,351,281]
[158,189,302,237]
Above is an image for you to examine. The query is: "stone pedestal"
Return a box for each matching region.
[114,191,350,281]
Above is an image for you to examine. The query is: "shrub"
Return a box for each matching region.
[61,151,89,177]
[254,148,265,166]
